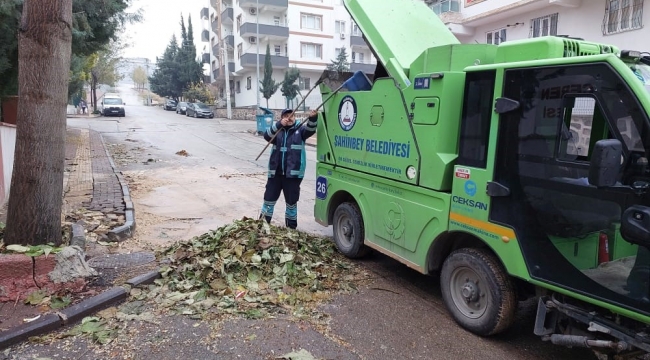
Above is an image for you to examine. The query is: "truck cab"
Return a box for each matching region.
[314,0,650,357]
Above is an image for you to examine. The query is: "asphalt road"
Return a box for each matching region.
[7,83,597,359]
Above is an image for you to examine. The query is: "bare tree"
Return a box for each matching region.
[4,0,73,246]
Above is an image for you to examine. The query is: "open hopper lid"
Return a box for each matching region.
[344,0,460,88]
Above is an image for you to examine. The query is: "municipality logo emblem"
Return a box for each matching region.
[338,96,357,131]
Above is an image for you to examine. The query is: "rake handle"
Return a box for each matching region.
[254,72,346,161]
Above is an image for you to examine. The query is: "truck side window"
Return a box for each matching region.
[458,70,496,168]
[558,96,607,162]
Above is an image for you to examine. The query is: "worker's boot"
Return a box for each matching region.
[260,201,275,224]
[285,203,297,229]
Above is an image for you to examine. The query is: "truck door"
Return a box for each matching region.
[490,62,650,316]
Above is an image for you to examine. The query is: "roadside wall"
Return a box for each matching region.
[211,107,309,121]
[0,123,16,205]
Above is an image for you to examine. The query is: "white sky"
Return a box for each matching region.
[122,0,209,63]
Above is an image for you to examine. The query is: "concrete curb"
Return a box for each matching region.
[66,114,101,119]
[96,132,136,242]
[0,270,161,350]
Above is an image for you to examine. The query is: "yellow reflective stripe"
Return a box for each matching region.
[449,212,516,239]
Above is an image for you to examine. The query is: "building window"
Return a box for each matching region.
[603,0,644,35]
[274,16,281,26]
[236,81,241,93]
[237,43,242,59]
[301,13,322,30]
[429,0,460,15]
[335,47,342,57]
[299,77,311,90]
[246,76,251,90]
[359,53,364,63]
[274,45,281,56]
[301,42,322,59]
[351,22,362,36]
[486,28,507,44]
[335,20,345,34]
[236,14,242,29]
[530,13,558,38]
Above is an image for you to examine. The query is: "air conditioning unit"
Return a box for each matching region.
[249,8,257,15]
[249,36,257,43]
[340,33,346,39]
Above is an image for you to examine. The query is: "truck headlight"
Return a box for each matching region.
[406,166,417,179]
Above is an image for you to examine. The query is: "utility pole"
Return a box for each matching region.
[145,58,151,106]
[223,44,232,119]
[256,0,260,113]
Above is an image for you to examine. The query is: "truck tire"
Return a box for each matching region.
[333,202,370,258]
[440,247,516,336]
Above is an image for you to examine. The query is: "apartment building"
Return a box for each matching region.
[200,0,377,109]
[426,0,648,51]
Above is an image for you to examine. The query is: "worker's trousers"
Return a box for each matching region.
[260,173,303,229]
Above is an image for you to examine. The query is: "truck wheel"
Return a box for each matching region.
[440,247,516,336]
[333,202,369,258]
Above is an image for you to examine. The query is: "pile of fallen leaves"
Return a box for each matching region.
[134,217,362,319]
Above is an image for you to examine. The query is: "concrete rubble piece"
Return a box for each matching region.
[48,246,98,284]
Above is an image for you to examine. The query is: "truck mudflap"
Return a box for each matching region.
[534,295,650,355]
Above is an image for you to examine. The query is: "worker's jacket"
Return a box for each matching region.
[264,114,318,179]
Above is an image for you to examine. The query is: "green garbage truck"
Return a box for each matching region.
[313,0,650,357]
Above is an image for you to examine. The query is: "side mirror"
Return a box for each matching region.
[621,205,650,248]
[588,139,622,187]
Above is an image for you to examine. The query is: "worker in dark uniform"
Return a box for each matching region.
[260,108,319,229]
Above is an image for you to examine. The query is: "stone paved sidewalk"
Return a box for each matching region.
[63,128,134,243]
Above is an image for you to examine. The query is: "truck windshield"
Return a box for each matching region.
[630,62,650,95]
[104,98,123,105]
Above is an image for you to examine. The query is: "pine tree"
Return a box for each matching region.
[327,47,350,72]
[175,13,203,93]
[280,66,300,108]
[259,43,279,108]
[150,34,183,100]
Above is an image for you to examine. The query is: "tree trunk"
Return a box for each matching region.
[4,0,73,246]
[92,74,98,113]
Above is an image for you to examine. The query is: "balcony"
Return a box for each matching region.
[214,62,236,79]
[240,22,289,40]
[350,34,368,48]
[210,0,217,9]
[201,30,210,42]
[212,43,220,55]
[202,53,211,64]
[212,17,219,33]
[221,7,233,24]
[201,7,210,19]
[239,0,288,11]
[240,53,288,69]
[350,61,376,74]
[224,35,234,48]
